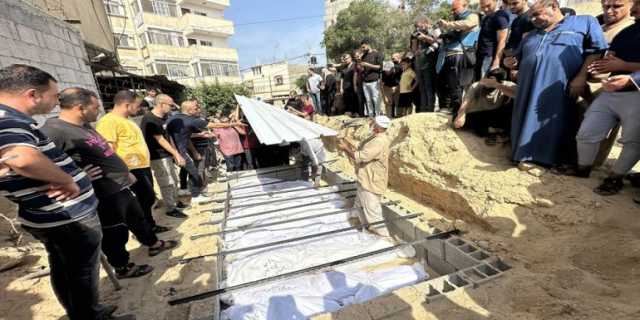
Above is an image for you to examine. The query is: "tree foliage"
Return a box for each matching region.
[185,82,251,116]
[323,0,451,62]
[295,75,309,93]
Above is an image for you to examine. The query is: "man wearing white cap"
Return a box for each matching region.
[338,115,392,237]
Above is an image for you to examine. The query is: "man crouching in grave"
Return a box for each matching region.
[338,116,392,237]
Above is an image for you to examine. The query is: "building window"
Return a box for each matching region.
[114,33,134,48]
[155,61,191,78]
[194,11,207,16]
[147,0,178,17]
[103,0,125,16]
[138,33,148,47]
[200,61,239,77]
[274,75,284,86]
[146,29,184,47]
[187,38,198,46]
[200,40,213,47]
[181,7,191,15]
[252,66,262,76]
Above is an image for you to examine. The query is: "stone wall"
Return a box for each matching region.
[0,0,98,119]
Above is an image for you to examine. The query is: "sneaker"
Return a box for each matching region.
[178,189,190,196]
[166,209,188,218]
[191,194,212,204]
[176,201,190,209]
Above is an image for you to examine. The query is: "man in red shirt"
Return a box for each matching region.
[212,116,246,172]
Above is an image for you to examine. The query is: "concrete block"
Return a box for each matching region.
[459,267,489,286]
[0,37,16,57]
[41,51,64,66]
[48,24,67,40]
[73,45,86,58]
[443,240,481,270]
[37,64,59,79]
[55,67,77,83]
[78,73,96,87]
[62,54,79,70]
[0,55,26,68]
[474,263,500,278]
[13,41,40,63]
[427,248,457,275]
[43,34,63,52]
[15,24,38,45]
[0,18,17,39]
[68,31,81,45]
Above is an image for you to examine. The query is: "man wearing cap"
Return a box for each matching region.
[338,116,392,237]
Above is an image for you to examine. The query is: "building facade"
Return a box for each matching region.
[241,61,308,103]
[103,0,240,86]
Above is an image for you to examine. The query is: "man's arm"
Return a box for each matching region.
[492,28,509,70]
[187,140,200,160]
[570,54,601,98]
[154,135,185,165]
[632,72,640,90]
[439,14,479,32]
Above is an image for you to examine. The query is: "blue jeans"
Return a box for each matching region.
[224,153,243,172]
[363,80,382,116]
[183,156,204,197]
[310,92,322,113]
[23,214,106,320]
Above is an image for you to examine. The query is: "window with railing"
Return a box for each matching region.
[200,61,240,77]
[114,33,135,48]
[274,75,284,86]
[104,0,125,15]
[147,0,178,17]
[200,40,213,47]
[154,61,192,78]
[146,29,184,47]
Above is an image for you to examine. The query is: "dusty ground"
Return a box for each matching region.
[0,187,223,320]
[2,112,640,320]
[313,113,640,320]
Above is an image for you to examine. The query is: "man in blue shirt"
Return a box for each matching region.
[0,65,133,320]
[476,0,511,80]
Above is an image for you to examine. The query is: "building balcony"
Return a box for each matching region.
[141,12,181,31]
[176,0,230,10]
[179,13,234,37]
[142,44,238,62]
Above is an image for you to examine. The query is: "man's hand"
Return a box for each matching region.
[479,78,499,88]
[128,172,137,185]
[194,152,203,161]
[47,181,80,202]
[602,75,633,92]
[504,56,518,69]
[83,164,103,181]
[490,61,501,71]
[453,113,466,129]
[569,75,588,98]
[588,53,626,75]
[0,164,10,176]
[175,154,186,167]
[337,139,350,152]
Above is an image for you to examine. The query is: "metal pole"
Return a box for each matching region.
[100,253,122,291]
[169,229,460,305]
[210,181,355,203]
[210,172,345,196]
[183,210,414,262]
[201,195,357,225]
[210,188,356,212]
[220,160,338,182]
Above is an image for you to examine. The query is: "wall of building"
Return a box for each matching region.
[0,1,98,91]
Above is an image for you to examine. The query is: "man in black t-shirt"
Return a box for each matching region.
[505,0,533,52]
[381,53,402,117]
[42,88,177,278]
[359,38,384,116]
[140,94,188,218]
[476,0,510,80]
[338,53,358,115]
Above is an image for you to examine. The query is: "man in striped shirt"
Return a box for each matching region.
[0,65,133,319]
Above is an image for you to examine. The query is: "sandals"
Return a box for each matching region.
[116,263,154,279]
[594,177,624,196]
[148,240,179,257]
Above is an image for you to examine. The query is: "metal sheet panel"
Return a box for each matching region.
[234,95,337,145]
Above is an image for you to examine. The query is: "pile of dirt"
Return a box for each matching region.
[315,113,640,320]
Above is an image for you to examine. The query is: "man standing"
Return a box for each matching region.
[140,87,159,110]
[96,90,170,233]
[338,53,358,115]
[321,68,337,115]
[381,53,402,117]
[437,0,480,118]
[573,19,640,196]
[0,65,133,320]
[42,88,177,276]
[359,39,384,117]
[476,0,510,80]
[211,116,246,172]
[509,0,607,167]
[338,116,392,237]
[505,0,533,52]
[411,18,440,112]
[306,69,323,113]
[140,94,188,218]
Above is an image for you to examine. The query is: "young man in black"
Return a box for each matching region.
[41,88,178,277]
[359,38,384,116]
[338,53,358,115]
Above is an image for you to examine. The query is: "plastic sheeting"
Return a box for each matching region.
[220,178,428,320]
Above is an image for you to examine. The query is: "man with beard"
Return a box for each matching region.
[507,0,607,169]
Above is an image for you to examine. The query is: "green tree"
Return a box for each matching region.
[295,75,309,93]
[322,0,451,62]
[185,82,251,116]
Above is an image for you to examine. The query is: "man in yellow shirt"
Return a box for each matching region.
[97,90,169,233]
[338,116,392,237]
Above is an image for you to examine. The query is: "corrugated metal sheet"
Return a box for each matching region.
[234,95,337,145]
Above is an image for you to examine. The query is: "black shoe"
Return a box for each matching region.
[594,176,624,196]
[166,209,188,218]
[97,305,118,319]
[176,201,190,209]
[553,165,591,178]
[115,263,153,279]
[151,225,171,234]
[104,314,136,320]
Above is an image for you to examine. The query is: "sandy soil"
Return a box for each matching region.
[312,113,640,320]
[0,187,223,320]
[2,112,640,320]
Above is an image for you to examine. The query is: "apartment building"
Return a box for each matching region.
[103,0,241,86]
[241,61,308,103]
